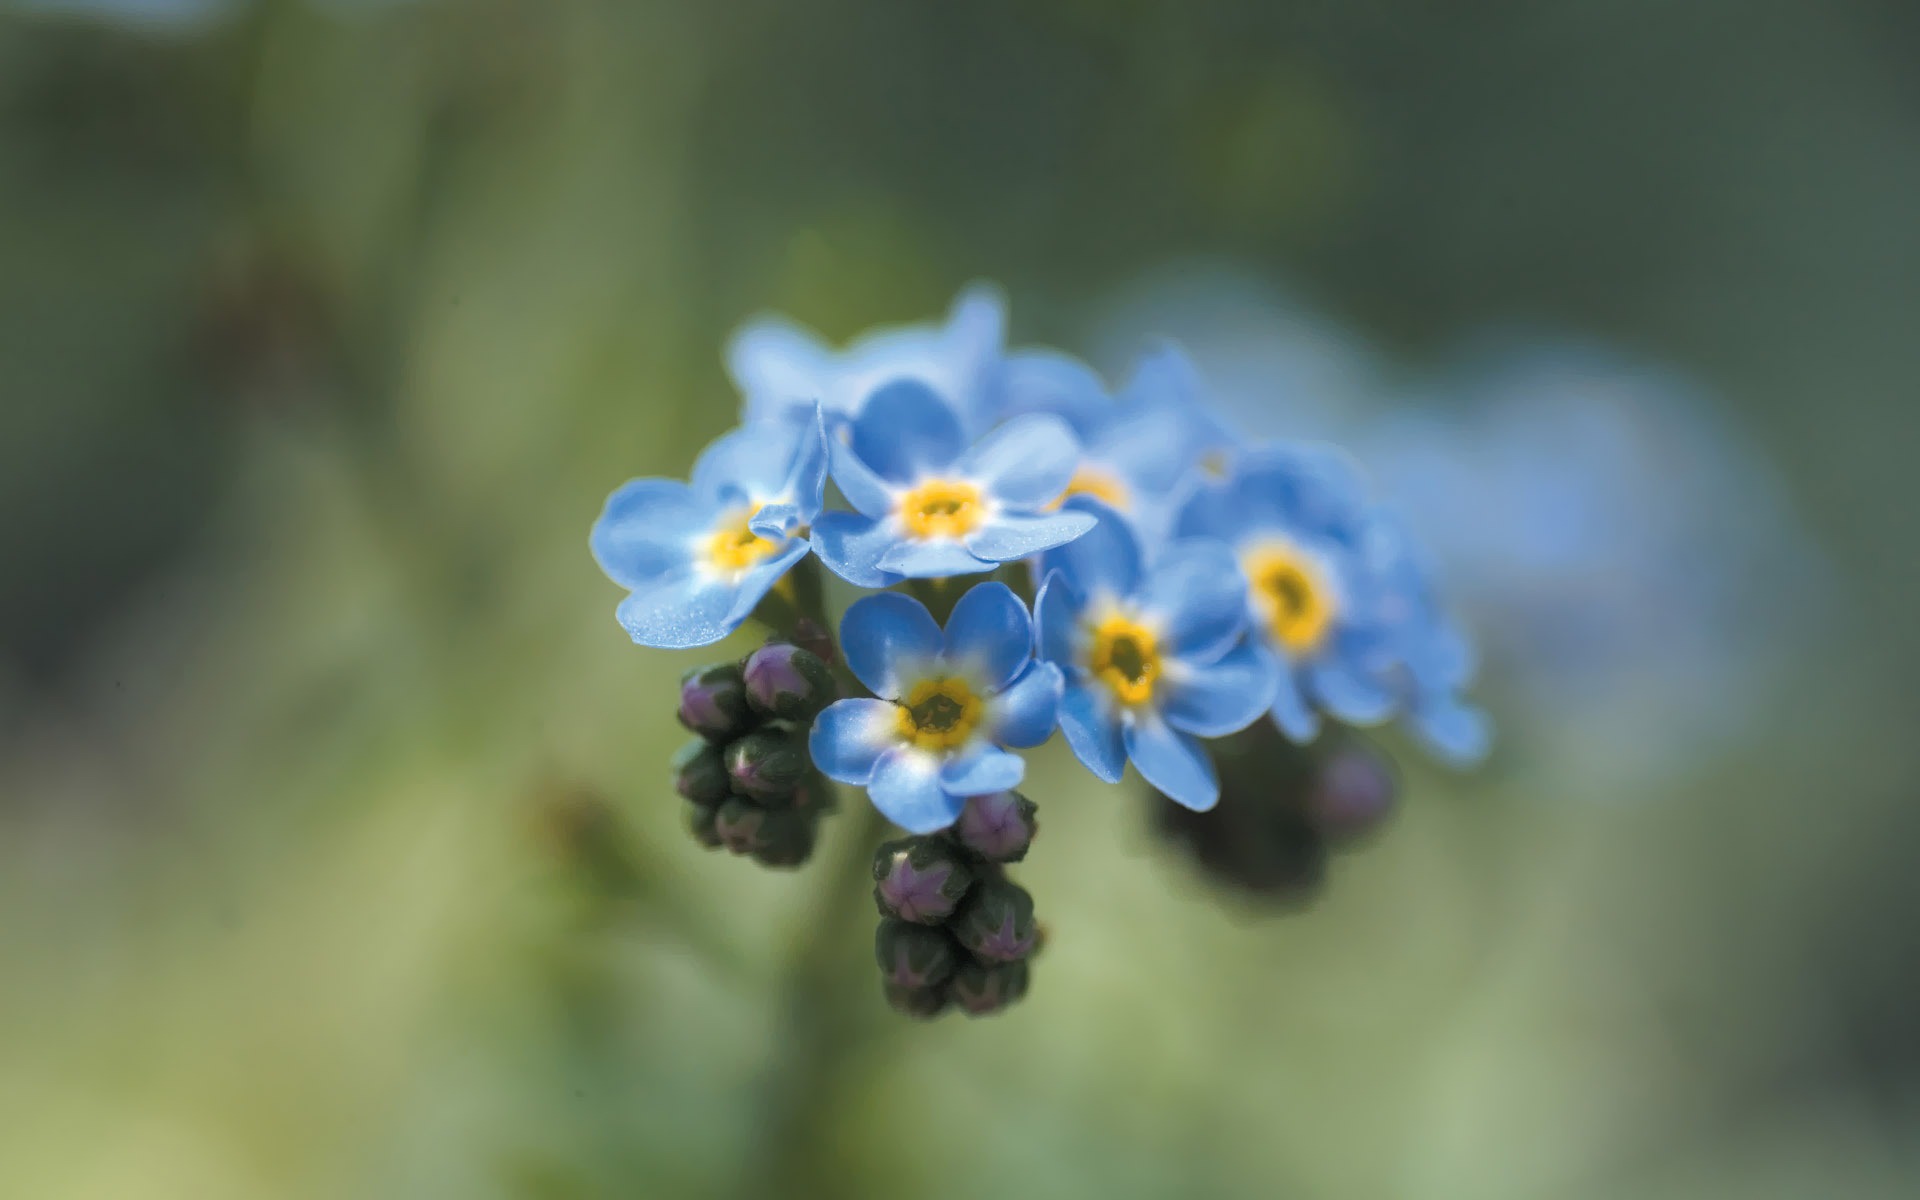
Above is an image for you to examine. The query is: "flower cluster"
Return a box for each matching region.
[591,284,1488,1015]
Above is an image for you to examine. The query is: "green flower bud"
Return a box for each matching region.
[949,876,1038,964]
[686,801,724,850]
[872,836,975,924]
[671,739,731,806]
[750,812,818,869]
[950,791,1038,863]
[882,981,950,1021]
[948,958,1030,1017]
[874,919,959,990]
[677,662,755,742]
[742,641,837,722]
[724,728,810,804]
[713,797,811,863]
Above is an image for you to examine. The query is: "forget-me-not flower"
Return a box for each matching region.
[1035,499,1276,811]
[590,411,828,648]
[809,584,1063,834]
[811,380,1095,585]
[1177,445,1398,744]
[727,283,1007,435]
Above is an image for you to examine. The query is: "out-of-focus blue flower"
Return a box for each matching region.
[811,381,1094,585]
[1034,500,1274,811]
[810,585,1063,834]
[727,284,1007,435]
[1177,446,1422,747]
[590,410,828,648]
[16,0,232,31]
[994,344,1234,543]
[1360,340,1827,769]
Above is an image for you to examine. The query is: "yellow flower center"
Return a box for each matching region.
[895,677,984,752]
[1243,540,1336,654]
[705,508,781,573]
[897,479,984,539]
[1087,614,1161,707]
[1049,465,1132,511]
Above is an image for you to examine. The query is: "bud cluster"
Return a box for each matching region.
[1152,724,1398,905]
[869,791,1043,1018]
[673,640,839,868]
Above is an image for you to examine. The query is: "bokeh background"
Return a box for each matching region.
[4,2,1917,1197]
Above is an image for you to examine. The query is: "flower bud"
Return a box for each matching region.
[724,728,810,803]
[1303,741,1397,846]
[742,641,837,722]
[713,796,811,862]
[950,791,1038,863]
[686,801,724,850]
[874,919,960,990]
[882,981,949,1021]
[948,958,1030,1017]
[677,662,754,742]
[749,811,818,868]
[949,876,1038,964]
[872,837,974,924]
[671,739,731,806]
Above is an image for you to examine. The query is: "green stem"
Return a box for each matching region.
[735,801,889,1197]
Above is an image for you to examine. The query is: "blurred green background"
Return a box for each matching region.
[3,2,1917,1197]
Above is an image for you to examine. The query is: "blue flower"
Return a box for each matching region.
[1355,512,1491,765]
[1176,444,1407,745]
[726,284,1007,435]
[1034,499,1276,811]
[809,585,1063,834]
[995,344,1234,544]
[811,381,1096,585]
[590,411,828,649]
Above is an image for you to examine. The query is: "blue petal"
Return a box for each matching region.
[828,436,899,518]
[868,747,965,834]
[877,538,993,579]
[1138,538,1248,661]
[1175,477,1239,543]
[779,406,830,521]
[1161,640,1277,738]
[1308,658,1399,726]
[808,698,901,786]
[1092,405,1208,497]
[590,479,707,588]
[1269,664,1321,743]
[987,662,1063,749]
[747,501,803,540]
[964,509,1097,564]
[726,318,831,424]
[940,744,1025,796]
[839,591,943,700]
[811,511,899,588]
[614,575,738,649]
[849,380,967,482]
[957,412,1081,508]
[1117,341,1204,412]
[941,582,1033,692]
[721,542,812,626]
[1232,444,1370,539]
[1058,682,1125,783]
[1413,698,1492,767]
[691,421,802,504]
[1123,712,1219,812]
[1033,570,1084,668]
[1034,497,1141,603]
[996,349,1112,435]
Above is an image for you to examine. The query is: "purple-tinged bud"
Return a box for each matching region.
[687,801,724,850]
[949,876,1038,964]
[789,618,837,668]
[677,662,753,742]
[787,773,836,815]
[724,728,810,804]
[948,959,1030,1017]
[951,791,1038,863]
[671,739,731,806]
[874,919,959,990]
[713,797,810,863]
[1303,742,1398,846]
[742,642,836,722]
[882,981,949,1021]
[872,837,974,924]
[749,812,818,869]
